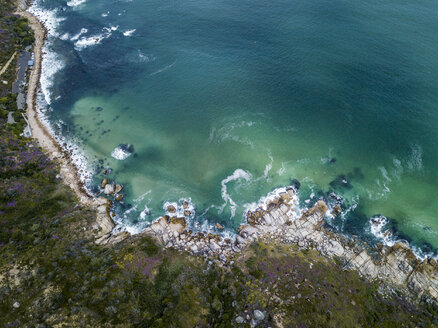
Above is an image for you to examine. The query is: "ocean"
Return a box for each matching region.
[29,0,438,256]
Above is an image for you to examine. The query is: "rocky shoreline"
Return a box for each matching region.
[135,187,438,302]
[90,177,438,302]
[92,178,131,245]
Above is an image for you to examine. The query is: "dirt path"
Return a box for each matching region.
[0,51,17,76]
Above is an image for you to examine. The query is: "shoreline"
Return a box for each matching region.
[16,3,94,207]
[142,188,438,302]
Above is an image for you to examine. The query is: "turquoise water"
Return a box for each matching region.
[32,0,438,252]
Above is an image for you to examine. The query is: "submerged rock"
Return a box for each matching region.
[290,179,301,191]
[331,205,342,217]
[329,174,352,191]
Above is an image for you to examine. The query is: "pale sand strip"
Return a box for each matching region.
[0,51,17,76]
[16,7,94,206]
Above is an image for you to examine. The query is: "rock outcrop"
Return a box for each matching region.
[104,184,114,195]
[93,196,130,245]
[141,187,438,302]
[115,184,123,194]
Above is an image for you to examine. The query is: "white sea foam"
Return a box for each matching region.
[378,166,392,182]
[70,28,88,41]
[117,191,153,233]
[140,205,151,219]
[111,144,134,160]
[150,60,177,76]
[134,190,152,203]
[376,178,390,194]
[136,51,156,63]
[74,33,109,50]
[73,24,118,50]
[407,143,423,171]
[390,156,404,181]
[123,29,136,36]
[104,25,119,32]
[277,165,285,176]
[242,186,302,222]
[219,169,252,218]
[28,4,65,37]
[369,216,396,247]
[263,153,274,179]
[210,121,256,148]
[368,216,436,260]
[66,0,87,7]
[40,45,65,105]
[277,161,289,176]
[34,91,94,187]
[208,127,216,143]
[59,33,70,40]
[296,158,310,164]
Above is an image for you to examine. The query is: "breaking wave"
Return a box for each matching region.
[66,0,87,7]
[111,144,134,160]
[123,29,136,36]
[219,169,252,218]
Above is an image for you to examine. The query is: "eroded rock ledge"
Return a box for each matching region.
[140,187,438,302]
[92,196,130,245]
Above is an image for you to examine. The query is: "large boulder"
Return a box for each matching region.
[93,196,110,206]
[96,208,115,236]
[115,184,123,193]
[101,178,109,188]
[104,184,115,195]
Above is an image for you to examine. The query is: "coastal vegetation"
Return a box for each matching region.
[1,0,32,138]
[1,1,438,327]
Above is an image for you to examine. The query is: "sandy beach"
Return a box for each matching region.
[16,3,94,206]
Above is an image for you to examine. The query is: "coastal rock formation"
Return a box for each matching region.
[104,183,114,195]
[93,196,130,245]
[141,187,438,302]
[101,178,109,188]
[115,184,123,193]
